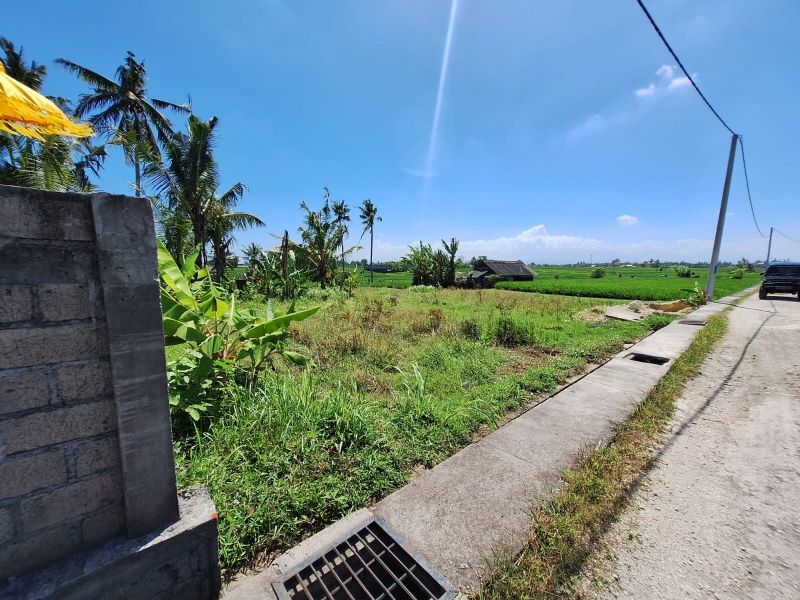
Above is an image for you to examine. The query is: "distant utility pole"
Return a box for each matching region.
[705,133,739,301]
[765,226,774,269]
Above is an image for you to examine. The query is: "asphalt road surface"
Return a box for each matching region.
[581,293,800,600]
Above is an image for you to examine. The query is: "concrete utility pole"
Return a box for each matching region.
[705,133,739,301]
[765,226,774,269]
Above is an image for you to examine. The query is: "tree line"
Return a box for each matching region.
[0,39,383,288]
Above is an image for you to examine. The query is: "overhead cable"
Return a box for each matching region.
[635,0,737,136]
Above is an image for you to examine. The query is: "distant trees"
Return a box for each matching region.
[442,237,459,287]
[242,243,264,266]
[359,199,381,284]
[331,194,351,285]
[406,238,461,286]
[297,191,358,289]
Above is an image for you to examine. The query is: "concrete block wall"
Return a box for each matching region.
[0,189,125,579]
[0,185,180,584]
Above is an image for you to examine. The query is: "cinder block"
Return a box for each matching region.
[0,322,108,370]
[20,471,123,534]
[0,371,50,416]
[0,241,97,285]
[0,448,67,501]
[0,285,31,323]
[74,435,120,478]
[0,187,93,241]
[0,521,80,581]
[38,284,104,322]
[56,360,112,403]
[0,508,13,544]
[80,502,126,547]
[0,399,116,455]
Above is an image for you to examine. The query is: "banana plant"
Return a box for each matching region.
[157,239,320,421]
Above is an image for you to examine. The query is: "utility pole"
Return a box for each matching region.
[765,226,774,270]
[705,133,739,301]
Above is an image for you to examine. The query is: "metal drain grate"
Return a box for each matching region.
[627,352,669,365]
[678,319,706,326]
[274,520,450,600]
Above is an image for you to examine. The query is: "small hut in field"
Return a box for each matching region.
[470,259,535,286]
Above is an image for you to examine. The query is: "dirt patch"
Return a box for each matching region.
[500,345,562,375]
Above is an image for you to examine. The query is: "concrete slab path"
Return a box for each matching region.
[579,293,800,600]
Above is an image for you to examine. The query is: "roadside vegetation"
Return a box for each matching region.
[172,286,678,576]
[478,312,728,600]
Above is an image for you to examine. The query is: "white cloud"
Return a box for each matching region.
[667,76,692,91]
[352,224,766,264]
[634,64,695,98]
[617,214,639,226]
[567,63,698,142]
[656,64,675,79]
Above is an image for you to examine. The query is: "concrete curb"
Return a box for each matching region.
[224,289,754,598]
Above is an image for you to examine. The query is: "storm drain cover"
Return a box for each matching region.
[627,352,669,365]
[678,319,706,326]
[273,520,452,600]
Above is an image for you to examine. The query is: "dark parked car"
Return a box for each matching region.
[759,262,800,300]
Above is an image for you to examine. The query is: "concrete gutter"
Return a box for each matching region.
[224,290,752,599]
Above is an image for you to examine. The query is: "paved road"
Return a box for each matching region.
[582,293,800,600]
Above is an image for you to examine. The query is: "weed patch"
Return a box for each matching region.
[175,288,681,577]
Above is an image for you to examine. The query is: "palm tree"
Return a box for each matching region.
[297,201,342,289]
[206,190,265,281]
[0,39,106,192]
[148,115,217,266]
[242,243,264,266]
[359,199,381,284]
[442,237,459,286]
[331,197,351,286]
[0,38,46,89]
[57,51,189,196]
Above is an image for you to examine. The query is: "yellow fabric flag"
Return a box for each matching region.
[0,62,93,139]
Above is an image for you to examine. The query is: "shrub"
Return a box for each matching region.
[674,265,691,278]
[460,318,480,340]
[484,274,506,288]
[158,241,319,428]
[590,268,606,279]
[493,313,531,346]
[728,268,744,280]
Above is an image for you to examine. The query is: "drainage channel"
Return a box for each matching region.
[627,352,670,365]
[273,518,456,600]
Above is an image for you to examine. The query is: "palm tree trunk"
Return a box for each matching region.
[133,148,141,198]
[341,241,345,289]
[369,228,374,285]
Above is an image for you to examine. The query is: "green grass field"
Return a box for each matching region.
[498,266,759,301]
[173,287,676,577]
[347,265,759,301]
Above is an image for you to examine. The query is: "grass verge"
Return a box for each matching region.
[478,311,729,599]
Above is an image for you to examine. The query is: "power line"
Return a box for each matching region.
[737,136,768,238]
[635,0,737,136]
[774,228,800,245]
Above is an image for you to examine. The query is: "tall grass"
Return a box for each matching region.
[175,287,681,577]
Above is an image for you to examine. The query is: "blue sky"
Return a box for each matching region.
[6,0,799,263]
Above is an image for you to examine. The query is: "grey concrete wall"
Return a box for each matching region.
[0,185,178,582]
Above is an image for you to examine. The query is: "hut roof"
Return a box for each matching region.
[476,259,535,278]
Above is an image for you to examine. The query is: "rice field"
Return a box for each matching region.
[496,266,760,301]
